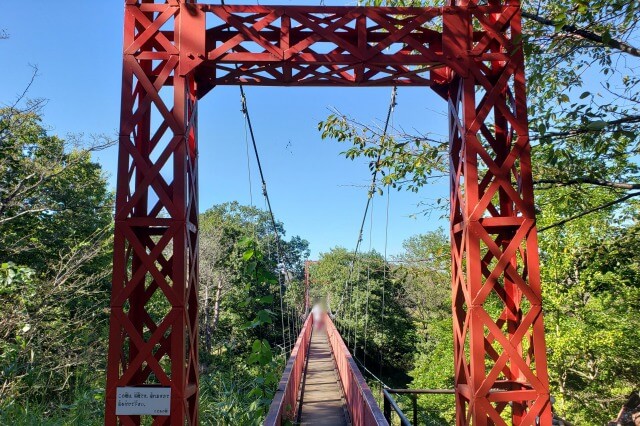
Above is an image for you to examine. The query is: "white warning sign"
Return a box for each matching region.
[116,387,171,416]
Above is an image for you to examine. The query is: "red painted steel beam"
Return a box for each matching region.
[264,314,314,425]
[325,314,388,426]
[187,4,514,94]
[107,1,552,424]
[106,1,200,425]
[445,1,552,424]
[192,4,450,93]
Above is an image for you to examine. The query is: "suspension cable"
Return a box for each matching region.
[363,196,374,368]
[338,87,398,389]
[222,0,294,355]
[336,86,397,317]
[353,350,391,390]
[240,87,282,252]
[380,184,390,378]
[244,111,254,209]
[239,86,293,354]
[345,264,360,347]
[379,93,394,379]
[351,258,362,356]
[340,87,397,374]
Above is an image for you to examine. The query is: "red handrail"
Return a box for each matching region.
[264,314,313,425]
[324,313,389,426]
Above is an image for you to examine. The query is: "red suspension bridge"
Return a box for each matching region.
[106,0,552,424]
[265,309,386,426]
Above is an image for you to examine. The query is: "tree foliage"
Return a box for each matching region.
[0,108,113,265]
[0,107,113,422]
[537,188,640,423]
[310,247,417,384]
[197,202,310,424]
[319,0,640,215]
[398,230,456,425]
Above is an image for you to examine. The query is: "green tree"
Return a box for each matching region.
[0,107,113,422]
[0,108,113,268]
[312,247,417,383]
[394,230,450,335]
[395,231,455,425]
[199,239,286,425]
[196,202,310,424]
[537,187,640,423]
[524,0,640,207]
[409,318,455,425]
[198,202,309,362]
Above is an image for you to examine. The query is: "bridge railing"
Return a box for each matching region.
[264,313,313,425]
[324,313,389,426]
[383,388,455,425]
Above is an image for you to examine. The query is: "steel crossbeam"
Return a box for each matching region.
[106,1,553,424]
[194,5,446,93]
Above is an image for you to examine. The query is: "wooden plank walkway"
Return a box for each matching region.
[299,328,348,426]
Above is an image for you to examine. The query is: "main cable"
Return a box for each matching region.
[340,87,397,391]
[336,86,397,316]
[222,0,294,354]
[240,86,293,354]
[380,184,390,379]
[363,196,374,368]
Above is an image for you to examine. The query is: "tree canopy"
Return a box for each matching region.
[0,106,114,423]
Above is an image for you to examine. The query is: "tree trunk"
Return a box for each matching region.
[212,276,223,333]
[609,391,640,426]
[204,284,211,355]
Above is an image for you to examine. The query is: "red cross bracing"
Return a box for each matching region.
[106,0,553,424]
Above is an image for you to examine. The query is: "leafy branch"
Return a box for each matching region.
[531,114,640,141]
[535,177,640,191]
[538,191,640,232]
[522,11,640,58]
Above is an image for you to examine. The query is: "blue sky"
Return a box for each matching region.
[0,2,449,259]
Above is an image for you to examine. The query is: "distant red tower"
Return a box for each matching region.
[304,260,311,314]
[106,1,552,424]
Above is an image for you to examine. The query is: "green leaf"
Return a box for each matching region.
[243,248,255,261]
[538,123,546,136]
[257,295,273,304]
[256,310,273,325]
[244,261,257,274]
[585,120,607,131]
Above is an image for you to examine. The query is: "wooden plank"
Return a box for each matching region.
[299,329,348,426]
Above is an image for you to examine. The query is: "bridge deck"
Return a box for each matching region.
[299,328,348,426]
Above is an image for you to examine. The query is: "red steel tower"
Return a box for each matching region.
[106,0,552,424]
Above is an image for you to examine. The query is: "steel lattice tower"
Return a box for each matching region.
[106,1,552,424]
